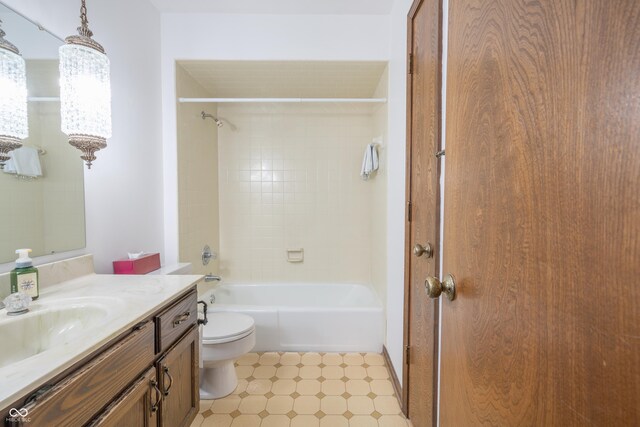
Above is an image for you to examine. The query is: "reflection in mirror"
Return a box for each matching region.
[0,3,86,263]
[0,16,27,169]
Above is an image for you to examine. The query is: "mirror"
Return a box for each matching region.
[0,4,86,263]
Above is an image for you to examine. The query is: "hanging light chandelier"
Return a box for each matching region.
[59,0,111,169]
[0,19,28,170]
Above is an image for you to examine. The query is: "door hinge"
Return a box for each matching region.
[408,53,414,75]
[407,200,412,222]
[405,345,411,365]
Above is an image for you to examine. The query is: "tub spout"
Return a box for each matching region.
[205,274,221,282]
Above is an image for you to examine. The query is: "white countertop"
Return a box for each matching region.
[0,273,203,410]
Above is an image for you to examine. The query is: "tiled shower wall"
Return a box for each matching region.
[177,65,220,279]
[217,103,387,289]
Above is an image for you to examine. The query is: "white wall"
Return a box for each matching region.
[1,0,164,273]
[386,0,414,383]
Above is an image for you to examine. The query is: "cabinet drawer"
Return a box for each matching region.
[155,291,197,354]
[24,321,155,426]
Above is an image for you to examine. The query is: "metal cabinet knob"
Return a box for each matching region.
[424,274,457,301]
[413,242,433,258]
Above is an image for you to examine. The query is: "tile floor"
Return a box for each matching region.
[191,352,412,427]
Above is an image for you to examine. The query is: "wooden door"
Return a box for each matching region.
[88,367,159,427]
[159,326,199,427]
[403,0,442,425]
[441,0,640,425]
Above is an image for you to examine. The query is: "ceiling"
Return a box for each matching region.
[178,61,388,99]
[149,0,396,15]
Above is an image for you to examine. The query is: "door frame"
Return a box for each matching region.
[402,0,444,421]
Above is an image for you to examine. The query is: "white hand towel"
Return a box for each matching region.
[371,144,379,171]
[360,143,379,180]
[4,146,42,178]
[3,156,17,174]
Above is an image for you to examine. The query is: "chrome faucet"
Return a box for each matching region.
[204,274,221,282]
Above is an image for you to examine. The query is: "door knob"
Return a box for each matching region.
[424,274,457,301]
[413,243,433,258]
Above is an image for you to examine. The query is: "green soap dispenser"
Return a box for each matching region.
[10,249,39,300]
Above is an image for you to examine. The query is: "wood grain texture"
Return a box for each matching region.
[442,0,640,425]
[159,325,199,427]
[156,290,198,354]
[24,322,155,426]
[402,0,442,425]
[88,367,158,427]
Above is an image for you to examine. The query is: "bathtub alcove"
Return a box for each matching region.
[176,60,389,354]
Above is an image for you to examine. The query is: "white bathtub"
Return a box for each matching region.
[201,283,384,353]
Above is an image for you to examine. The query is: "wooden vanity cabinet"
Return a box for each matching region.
[90,329,200,427]
[2,287,200,427]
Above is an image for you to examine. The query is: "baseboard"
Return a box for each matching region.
[382,345,405,416]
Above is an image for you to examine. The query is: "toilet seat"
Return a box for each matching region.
[202,312,255,344]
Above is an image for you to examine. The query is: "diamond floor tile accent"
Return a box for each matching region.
[192,352,410,427]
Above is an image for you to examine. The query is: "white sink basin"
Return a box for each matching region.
[0,298,120,368]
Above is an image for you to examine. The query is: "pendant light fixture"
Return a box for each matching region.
[59,0,111,169]
[0,19,28,170]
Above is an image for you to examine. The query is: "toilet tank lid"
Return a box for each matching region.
[202,312,255,340]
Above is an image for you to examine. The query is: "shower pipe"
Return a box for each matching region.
[179,97,387,104]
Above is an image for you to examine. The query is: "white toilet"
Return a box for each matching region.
[200,312,256,399]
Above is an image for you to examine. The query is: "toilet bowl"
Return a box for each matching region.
[200,312,256,399]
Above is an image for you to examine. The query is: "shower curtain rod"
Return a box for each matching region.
[178,97,387,104]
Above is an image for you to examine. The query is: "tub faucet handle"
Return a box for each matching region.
[205,274,221,282]
[202,245,217,266]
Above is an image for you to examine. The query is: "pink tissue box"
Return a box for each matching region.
[113,253,161,275]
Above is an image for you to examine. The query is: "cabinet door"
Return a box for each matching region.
[89,367,160,427]
[158,326,199,427]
